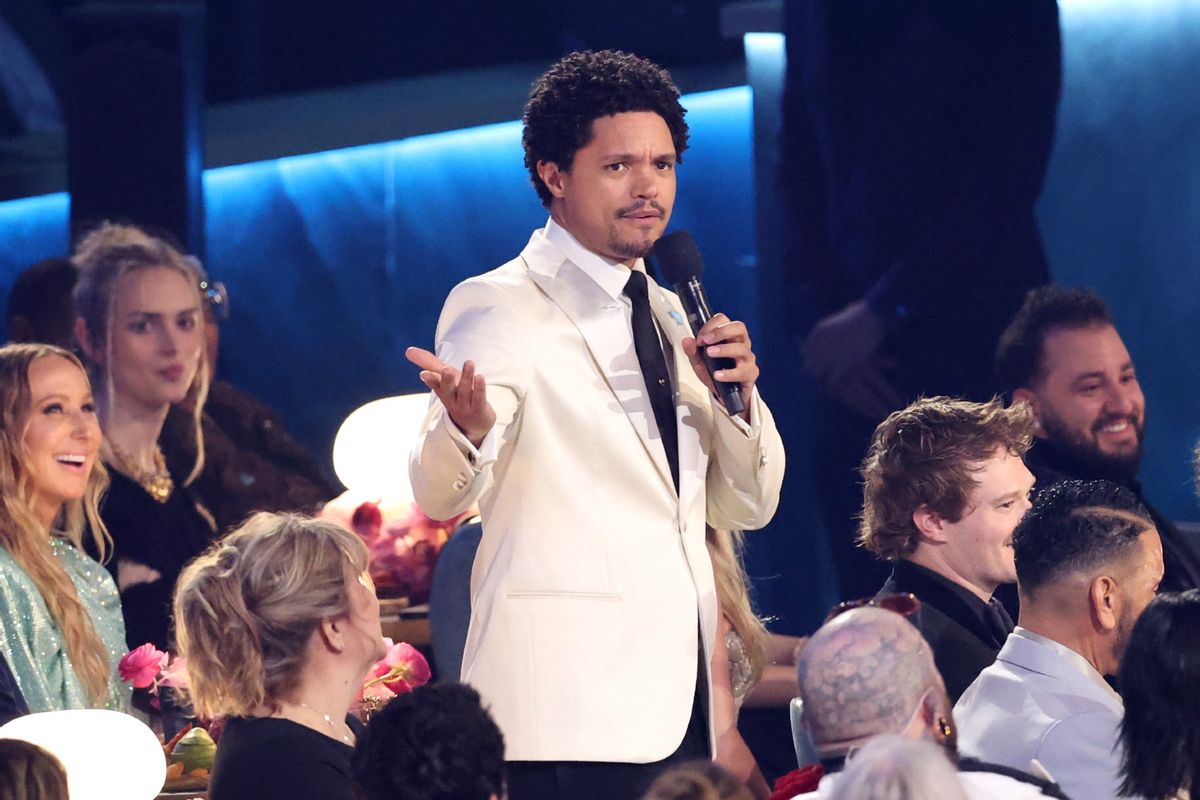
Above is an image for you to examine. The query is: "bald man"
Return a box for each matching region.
[789,606,1065,799]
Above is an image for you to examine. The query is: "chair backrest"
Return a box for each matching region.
[428,520,482,682]
[790,696,822,768]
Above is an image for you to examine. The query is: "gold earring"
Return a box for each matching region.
[937,717,954,740]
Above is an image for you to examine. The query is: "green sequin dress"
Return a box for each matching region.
[0,536,132,712]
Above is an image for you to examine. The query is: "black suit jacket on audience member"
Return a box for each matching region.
[1025,439,1200,593]
[879,559,1011,703]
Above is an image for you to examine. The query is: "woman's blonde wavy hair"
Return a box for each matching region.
[173,512,370,719]
[707,526,769,690]
[0,343,112,704]
[71,222,209,485]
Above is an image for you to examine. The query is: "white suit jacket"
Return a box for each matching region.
[954,628,1134,800]
[410,225,785,762]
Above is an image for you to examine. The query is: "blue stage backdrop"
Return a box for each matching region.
[0,87,757,486]
[1,0,1198,633]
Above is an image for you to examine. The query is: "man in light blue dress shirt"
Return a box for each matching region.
[955,480,1164,800]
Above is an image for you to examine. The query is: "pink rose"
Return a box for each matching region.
[379,641,432,694]
[119,643,167,689]
[363,640,431,697]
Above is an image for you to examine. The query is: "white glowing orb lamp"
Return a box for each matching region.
[0,709,167,800]
[332,393,432,503]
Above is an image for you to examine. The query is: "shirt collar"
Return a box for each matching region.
[1011,626,1123,706]
[543,215,646,302]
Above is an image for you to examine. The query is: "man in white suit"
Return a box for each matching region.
[407,50,785,800]
[955,480,1164,800]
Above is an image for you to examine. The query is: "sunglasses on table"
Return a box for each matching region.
[823,592,921,624]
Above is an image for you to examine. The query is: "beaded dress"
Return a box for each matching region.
[0,536,131,712]
[725,629,754,711]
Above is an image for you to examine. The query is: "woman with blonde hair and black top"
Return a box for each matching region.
[0,343,129,712]
[71,222,216,650]
[174,512,387,800]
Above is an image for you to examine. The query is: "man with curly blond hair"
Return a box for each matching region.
[859,396,1035,700]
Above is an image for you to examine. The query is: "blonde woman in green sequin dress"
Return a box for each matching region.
[0,343,130,712]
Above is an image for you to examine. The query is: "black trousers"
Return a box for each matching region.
[507,646,711,800]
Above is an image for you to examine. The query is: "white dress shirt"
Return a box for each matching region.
[954,627,1134,800]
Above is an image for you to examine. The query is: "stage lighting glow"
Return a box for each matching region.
[203,118,524,197]
[744,33,786,76]
[1060,0,1190,11]
[333,392,432,502]
[0,191,67,224]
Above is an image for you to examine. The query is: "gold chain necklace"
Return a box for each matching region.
[108,441,174,503]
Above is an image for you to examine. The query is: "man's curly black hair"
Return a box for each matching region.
[353,683,505,800]
[1013,479,1154,595]
[522,49,689,207]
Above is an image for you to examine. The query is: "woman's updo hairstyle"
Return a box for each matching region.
[172,512,370,719]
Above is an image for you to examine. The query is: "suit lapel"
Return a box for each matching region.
[522,235,675,495]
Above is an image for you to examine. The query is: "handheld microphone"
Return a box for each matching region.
[652,231,746,416]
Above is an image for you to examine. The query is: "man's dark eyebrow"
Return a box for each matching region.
[599,152,677,162]
[1069,370,1105,385]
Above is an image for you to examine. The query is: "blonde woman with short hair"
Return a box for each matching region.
[174,512,387,800]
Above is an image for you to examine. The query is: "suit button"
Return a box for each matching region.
[453,474,468,490]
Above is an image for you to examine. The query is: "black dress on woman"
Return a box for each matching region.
[209,716,364,800]
[98,467,216,651]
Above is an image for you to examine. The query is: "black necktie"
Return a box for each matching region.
[624,270,679,491]
[984,597,1014,646]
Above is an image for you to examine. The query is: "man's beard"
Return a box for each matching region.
[608,201,666,260]
[1113,598,1137,670]
[608,232,656,260]
[1040,407,1145,482]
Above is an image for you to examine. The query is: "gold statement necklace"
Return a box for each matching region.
[108,441,174,503]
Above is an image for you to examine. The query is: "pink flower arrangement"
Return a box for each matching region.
[118,644,189,695]
[355,638,431,721]
[342,500,472,602]
[361,638,432,700]
[119,643,167,689]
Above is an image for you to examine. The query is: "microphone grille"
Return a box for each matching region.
[653,230,704,283]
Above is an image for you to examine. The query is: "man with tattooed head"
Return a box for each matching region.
[786,606,1065,799]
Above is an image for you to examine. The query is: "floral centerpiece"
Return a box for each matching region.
[321,493,475,602]
[120,638,431,789]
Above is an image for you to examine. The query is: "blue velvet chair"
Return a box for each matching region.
[428,520,482,682]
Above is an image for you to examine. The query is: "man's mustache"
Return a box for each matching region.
[616,202,666,219]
